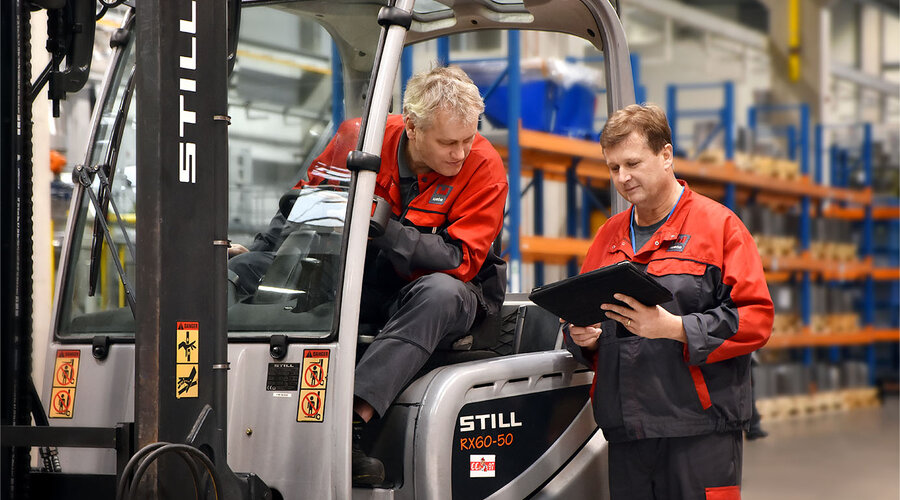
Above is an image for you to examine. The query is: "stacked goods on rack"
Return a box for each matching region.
[753,360,879,421]
[731,151,800,180]
[737,205,798,259]
[810,284,861,335]
[811,218,857,262]
[768,282,801,337]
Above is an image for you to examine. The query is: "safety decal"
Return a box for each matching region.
[49,350,81,418]
[470,455,496,478]
[297,349,329,422]
[176,322,199,398]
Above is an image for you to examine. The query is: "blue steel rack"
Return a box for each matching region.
[815,122,884,385]
[666,81,736,208]
[749,103,813,367]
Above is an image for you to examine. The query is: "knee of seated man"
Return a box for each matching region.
[228,250,269,274]
[413,273,469,308]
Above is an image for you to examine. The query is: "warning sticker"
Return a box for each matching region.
[54,350,80,387]
[176,322,199,399]
[302,352,329,389]
[176,327,199,364]
[297,390,325,422]
[49,350,80,419]
[49,387,76,418]
[176,363,199,398]
[297,349,329,422]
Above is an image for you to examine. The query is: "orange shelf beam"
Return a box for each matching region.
[761,254,875,280]
[518,237,888,280]
[764,271,793,282]
[498,128,872,204]
[520,235,591,265]
[823,206,900,220]
[765,328,900,349]
[873,268,900,281]
[872,328,900,342]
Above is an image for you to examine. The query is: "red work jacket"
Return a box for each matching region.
[566,181,773,442]
[301,115,508,314]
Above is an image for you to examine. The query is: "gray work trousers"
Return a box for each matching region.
[608,431,743,500]
[354,272,479,417]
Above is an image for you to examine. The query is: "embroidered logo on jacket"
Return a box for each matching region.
[667,234,691,252]
[429,184,453,205]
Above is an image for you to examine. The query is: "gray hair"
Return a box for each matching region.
[402,65,484,129]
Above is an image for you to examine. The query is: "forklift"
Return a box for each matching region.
[3,0,636,498]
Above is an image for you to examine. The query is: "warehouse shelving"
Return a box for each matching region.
[413,35,897,386]
[496,123,897,370]
[500,128,897,269]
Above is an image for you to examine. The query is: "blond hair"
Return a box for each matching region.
[402,66,484,129]
[600,103,672,154]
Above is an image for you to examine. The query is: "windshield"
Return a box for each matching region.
[55,1,622,340]
[56,6,357,338]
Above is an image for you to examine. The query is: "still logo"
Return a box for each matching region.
[470,455,496,478]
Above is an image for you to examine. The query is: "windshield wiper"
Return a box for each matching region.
[85,65,137,315]
[78,164,137,313]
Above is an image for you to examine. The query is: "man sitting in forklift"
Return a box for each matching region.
[228,66,509,485]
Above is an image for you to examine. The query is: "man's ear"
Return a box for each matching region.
[403,114,416,140]
[661,143,674,168]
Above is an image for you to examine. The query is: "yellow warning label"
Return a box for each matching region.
[302,350,329,389]
[177,327,199,364]
[297,349,329,422]
[176,363,199,399]
[176,322,199,399]
[53,350,80,388]
[49,387,76,419]
[297,389,325,422]
[49,350,80,419]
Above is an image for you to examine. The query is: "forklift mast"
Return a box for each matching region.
[133,0,244,496]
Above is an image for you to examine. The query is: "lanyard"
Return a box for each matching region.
[630,185,684,253]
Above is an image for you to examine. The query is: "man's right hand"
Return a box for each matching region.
[228,243,249,258]
[562,319,602,350]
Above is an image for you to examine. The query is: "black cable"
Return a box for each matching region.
[96,0,126,20]
[126,449,203,500]
[98,0,126,8]
[129,445,218,500]
[117,443,220,500]
[116,442,167,500]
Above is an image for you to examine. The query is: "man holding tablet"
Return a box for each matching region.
[564,104,773,500]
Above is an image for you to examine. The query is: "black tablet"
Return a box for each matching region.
[528,261,673,327]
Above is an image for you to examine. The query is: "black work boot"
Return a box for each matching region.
[352,415,385,486]
[745,425,768,441]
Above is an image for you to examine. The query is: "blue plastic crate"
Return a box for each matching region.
[481,80,556,132]
[552,84,596,138]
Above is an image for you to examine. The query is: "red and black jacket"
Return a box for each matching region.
[299,115,509,315]
[565,181,773,442]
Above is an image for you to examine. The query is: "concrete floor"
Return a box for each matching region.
[742,396,899,500]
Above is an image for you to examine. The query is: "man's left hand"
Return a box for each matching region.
[601,293,686,343]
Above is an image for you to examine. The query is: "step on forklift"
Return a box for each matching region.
[3,0,635,498]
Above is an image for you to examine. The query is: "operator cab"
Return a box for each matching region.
[55,0,627,351]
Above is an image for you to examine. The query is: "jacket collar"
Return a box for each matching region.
[607,179,693,257]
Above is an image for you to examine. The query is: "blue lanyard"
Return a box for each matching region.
[630,186,684,253]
